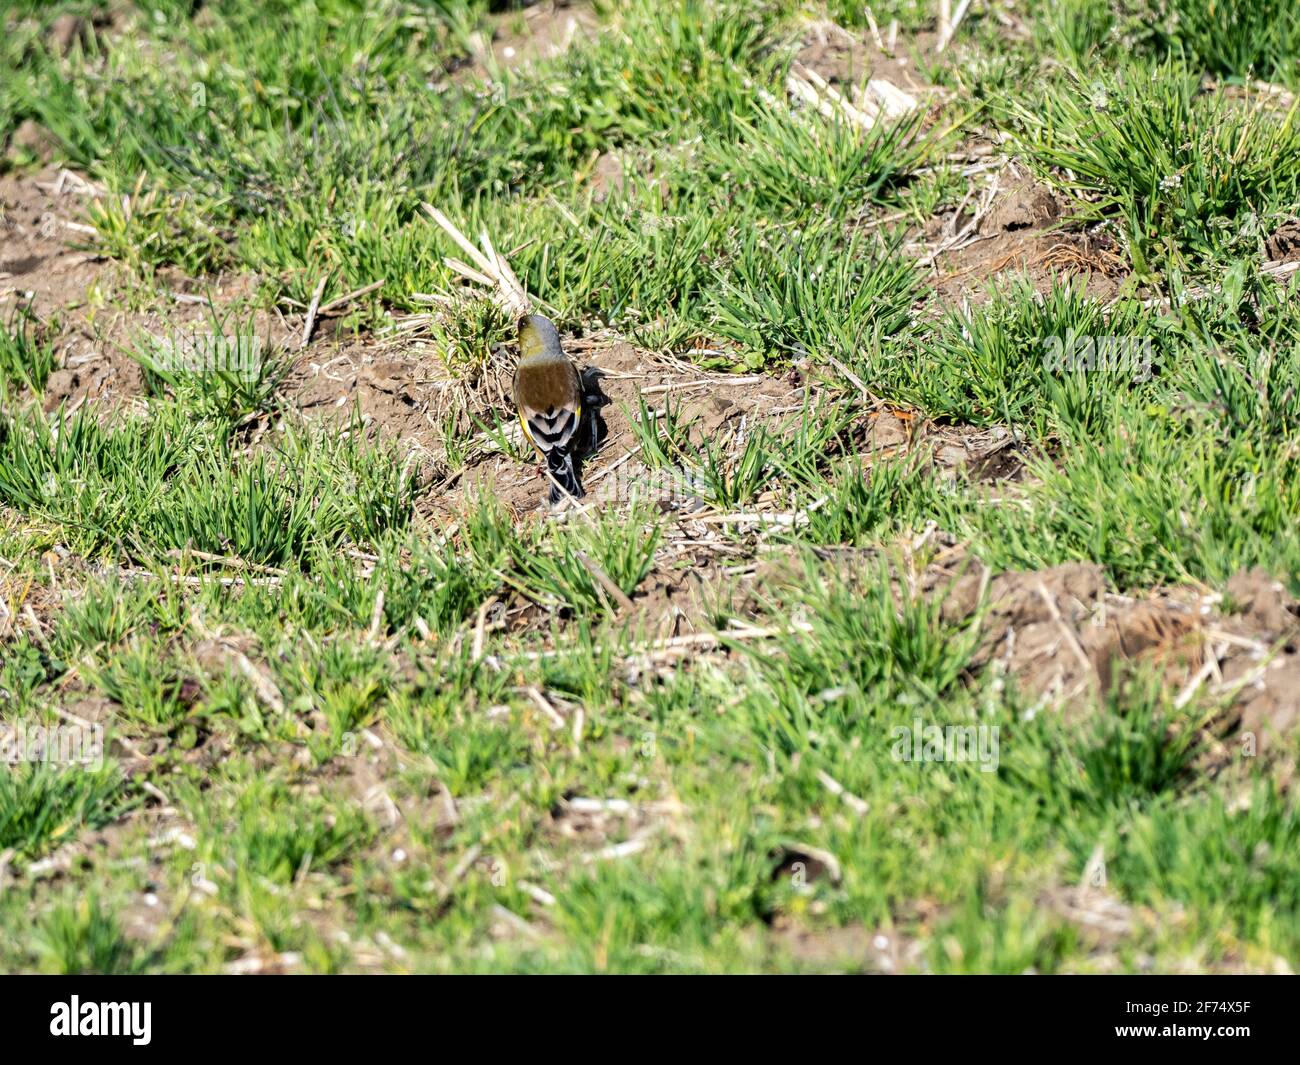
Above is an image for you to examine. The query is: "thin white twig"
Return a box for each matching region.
[300,273,329,350]
[937,0,974,53]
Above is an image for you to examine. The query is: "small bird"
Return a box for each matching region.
[513,313,585,503]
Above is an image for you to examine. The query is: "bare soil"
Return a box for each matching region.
[795,19,942,98]
[933,559,1300,758]
[932,174,1128,301]
[0,166,293,414]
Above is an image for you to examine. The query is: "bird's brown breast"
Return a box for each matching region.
[513,358,580,414]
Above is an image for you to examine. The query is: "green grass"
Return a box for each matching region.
[0,0,1298,974]
[0,309,56,399]
[0,762,131,860]
[1146,0,1300,86]
[1010,60,1300,278]
[0,402,421,565]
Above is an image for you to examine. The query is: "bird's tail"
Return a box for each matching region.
[546,450,584,503]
